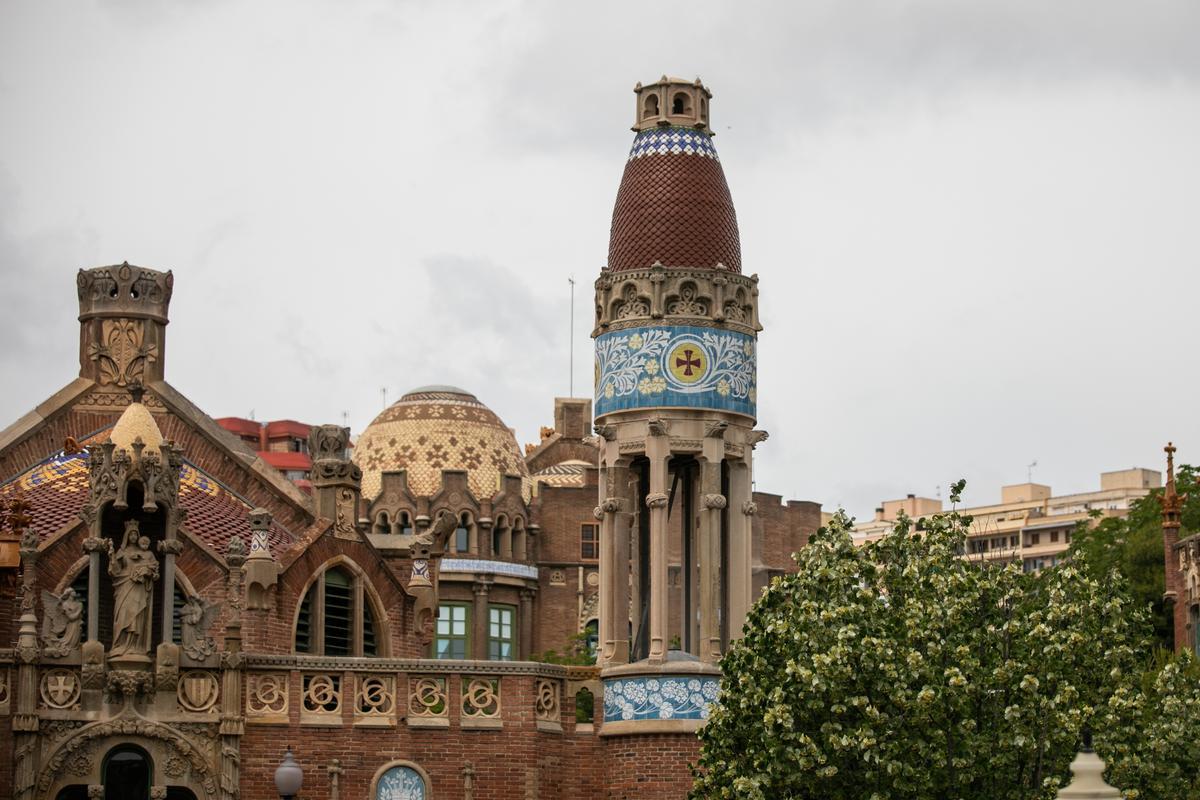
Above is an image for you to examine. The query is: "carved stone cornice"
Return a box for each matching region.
[77,264,173,323]
[242,653,571,677]
[593,265,761,335]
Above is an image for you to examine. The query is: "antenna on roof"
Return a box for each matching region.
[568,276,576,397]
[342,410,349,427]
[1027,460,1038,483]
[249,409,255,421]
[381,387,387,410]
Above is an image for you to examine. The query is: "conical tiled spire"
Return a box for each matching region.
[607,77,740,273]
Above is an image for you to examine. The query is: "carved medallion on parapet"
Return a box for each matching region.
[245,673,289,723]
[40,669,82,710]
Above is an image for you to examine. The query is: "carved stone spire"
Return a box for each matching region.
[1161,442,1186,604]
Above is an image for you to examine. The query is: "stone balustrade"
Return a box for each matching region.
[241,655,576,733]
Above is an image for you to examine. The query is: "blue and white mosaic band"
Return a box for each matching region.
[628,127,719,162]
[603,676,721,722]
[595,325,756,417]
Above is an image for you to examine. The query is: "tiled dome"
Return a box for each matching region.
[607,127,741,273]
[354,386,531,502]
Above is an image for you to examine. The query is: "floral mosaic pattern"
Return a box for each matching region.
[375,765,426,800]
[603,675,720,722]
[595,325,756,417]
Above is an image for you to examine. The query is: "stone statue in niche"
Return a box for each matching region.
[108,519,160,657]
[41,587,84,656]
[179,594,221,660]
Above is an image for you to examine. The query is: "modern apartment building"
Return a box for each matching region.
[854,468,1161,572]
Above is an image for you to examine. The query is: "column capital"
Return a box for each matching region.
[645,493,669,509]
[702,494,727,510]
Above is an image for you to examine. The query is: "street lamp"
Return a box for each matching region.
[274,746,303,800]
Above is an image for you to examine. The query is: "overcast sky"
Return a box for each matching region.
[2,1,1198,518]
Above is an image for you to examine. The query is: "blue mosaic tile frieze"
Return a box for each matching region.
[594,325,756,418]
[603,675,721,722]
[439,558,539,580]
[628,127,720,161]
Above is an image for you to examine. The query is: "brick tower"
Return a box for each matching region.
[592,76,766,759]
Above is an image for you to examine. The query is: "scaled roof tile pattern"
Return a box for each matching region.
[0,428,295,554]
[354,388,532,503]
[608,127,741,273]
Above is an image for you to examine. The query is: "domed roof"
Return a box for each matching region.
[607,126,741,273]
[354,386,531,502]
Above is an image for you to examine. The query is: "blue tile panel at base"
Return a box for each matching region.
[375,766,426,800]
[603,675,721,722]
[439,558,539,580]
[595,325,756,418]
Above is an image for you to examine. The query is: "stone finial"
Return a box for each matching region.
[77,263,172,386]
[308,424,350,462]
[1161,442,1184,525]
[1057,734,1122,798]
[244,508,279,610]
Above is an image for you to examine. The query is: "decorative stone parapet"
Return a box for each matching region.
[593,264,760,335]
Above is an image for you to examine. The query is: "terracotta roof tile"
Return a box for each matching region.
[608,128,741,273]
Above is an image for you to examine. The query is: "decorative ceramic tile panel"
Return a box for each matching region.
[595,325,756,417]
[440,558,538,580]
[603,675,720,722]
[375,765,426,800]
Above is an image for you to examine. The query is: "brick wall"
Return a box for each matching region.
[601,733,700,799]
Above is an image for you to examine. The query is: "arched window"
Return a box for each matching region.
[452,513,471,554]
[371,761,431,800]
[492,515,511,560]
[294,564,384,656]
[643,94,659,120]
[397,511,413,536]
[373,511,391,535]
[512,518,527,561]
[103,744,152,800]
[672,92,690,115]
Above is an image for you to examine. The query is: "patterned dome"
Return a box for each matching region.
[354,386,531,502]
[608,126,741,273]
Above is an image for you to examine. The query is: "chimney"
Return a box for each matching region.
[77,263,173,387]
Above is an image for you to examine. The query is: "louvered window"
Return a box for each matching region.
[171,585,186,644]
[292,565,385,657]
[295,587,314,653]
[323,568,353,656]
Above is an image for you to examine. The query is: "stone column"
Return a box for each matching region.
[728,457,754,641]
[645,435,670,664]
[519,587,535,660]
[697,448,725,663]
[219,536,247,800]
[472,580,491,660]
[82,535,106,642]
[12,520,40,800]
[598,460,633,667]
[159,537,182,643]
[477,518,494,558]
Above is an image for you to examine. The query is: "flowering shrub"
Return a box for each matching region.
[691,483,1185,800]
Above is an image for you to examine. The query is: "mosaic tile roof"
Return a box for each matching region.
[354,387,532,503]
[0,427,295,554]
[532,460,589,489]
[608,126,741,273]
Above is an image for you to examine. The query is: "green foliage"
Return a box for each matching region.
[1098,652,1200,798]
[534,630,597,666]
[693,500,1161,800]
[1069,463,1200,650]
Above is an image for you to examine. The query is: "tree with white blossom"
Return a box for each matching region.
[692,481,1198,800]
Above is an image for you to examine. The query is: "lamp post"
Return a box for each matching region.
[274,746,303,800]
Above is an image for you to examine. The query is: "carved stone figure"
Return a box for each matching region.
[41,587,83,656]
[108,520,160,658]
[179,595,221,660]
